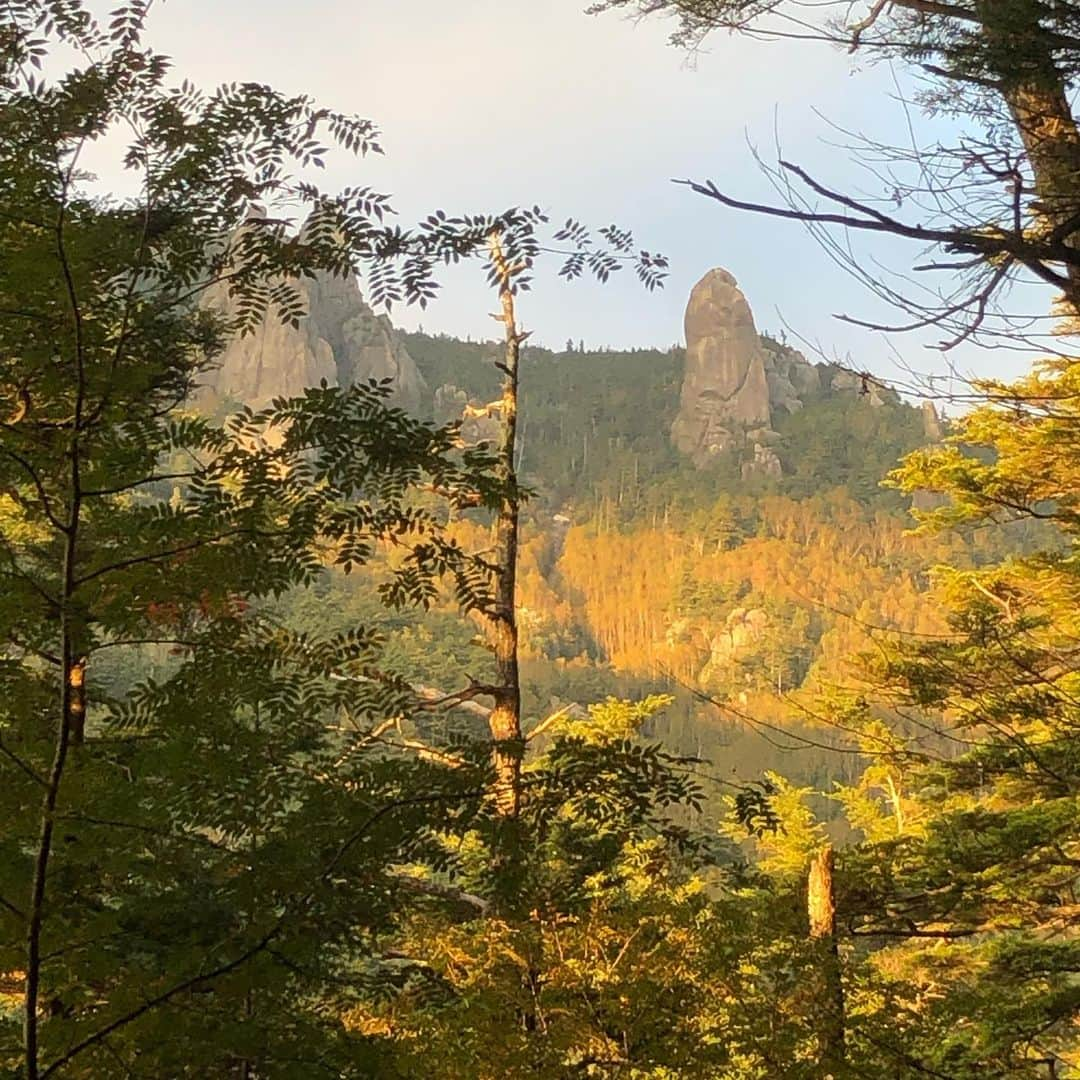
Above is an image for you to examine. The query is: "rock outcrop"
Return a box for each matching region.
[672,269,771,463]
[199,269,425,412]
[673,267,902,475]
[922,400,943,440]
[699,607,770,686]
[433,383,502,446]
[762,337,821,414]
[741,442,782,481]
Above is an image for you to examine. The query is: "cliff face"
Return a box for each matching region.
[199,269,426,412]
[672,267,900,472]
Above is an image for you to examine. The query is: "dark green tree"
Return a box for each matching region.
[0,4,511,1075]
[0,5,675,1074]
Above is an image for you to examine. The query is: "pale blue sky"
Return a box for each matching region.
[85,0,1039,391]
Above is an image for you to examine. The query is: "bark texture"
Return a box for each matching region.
[808,845,846,1078]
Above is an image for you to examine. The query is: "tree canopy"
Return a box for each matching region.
[6,0,1080,1077]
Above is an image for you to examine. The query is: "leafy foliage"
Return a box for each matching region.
[0,5,515,1075]
[9,2,1080,1078]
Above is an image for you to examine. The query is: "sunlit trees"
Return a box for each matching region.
[833,360,1080,1074]
[343,698,840,1080]
[576,4,1080,1068]
[10,0,1080,1073]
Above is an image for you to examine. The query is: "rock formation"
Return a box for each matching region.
[199,269,425,413]
[921,400,943,440]
[741,442,782,481]
[433,383,502,446]
[672,269,772,463]
[762,337,821,413]
[673,267,902,475]
[699,607,770,685]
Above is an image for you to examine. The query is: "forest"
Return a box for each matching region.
[4,1,1080,1077]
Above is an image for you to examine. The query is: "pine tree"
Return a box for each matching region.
[820,361,1080,1075]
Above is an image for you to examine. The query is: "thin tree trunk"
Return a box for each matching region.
[24,452,81,1080]
[808,844,845,1078]
[486,231,523,820]
[25,192,87,1080]
[68,657,86,746]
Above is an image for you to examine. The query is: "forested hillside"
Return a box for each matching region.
[320,331,1033,768]
[406,330,931,513]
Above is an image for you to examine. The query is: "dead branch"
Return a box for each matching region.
[388,871,489,915]
[524,704,576,742]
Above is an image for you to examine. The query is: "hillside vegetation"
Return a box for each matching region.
[256,332,1042,800]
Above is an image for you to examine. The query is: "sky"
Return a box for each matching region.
[82,0,1042,392]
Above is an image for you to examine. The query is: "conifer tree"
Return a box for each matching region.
[830,364,1080,1074]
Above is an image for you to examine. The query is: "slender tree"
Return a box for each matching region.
[485,231,527,820]
[401,214,666,836]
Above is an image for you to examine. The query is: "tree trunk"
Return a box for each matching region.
[68,656,86,746]
[978,2,1080,309]
[25,454,82,1080]
[808,844,845,1078]
[486,231,523,820]
[24,200,88,1077]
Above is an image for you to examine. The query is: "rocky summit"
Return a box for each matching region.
[671,268,771,463]
[672,267,900,472]
[199,266,426,413]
